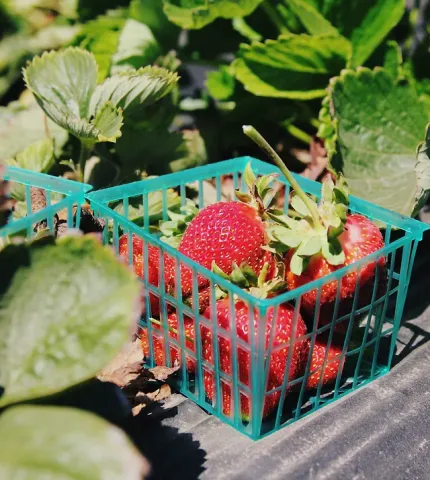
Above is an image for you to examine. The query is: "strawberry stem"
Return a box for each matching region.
[243,125,324,233]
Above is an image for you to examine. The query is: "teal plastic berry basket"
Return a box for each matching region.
[1,166,91,241]
[87,157,429,440]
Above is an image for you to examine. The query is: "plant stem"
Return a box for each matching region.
[78,141,93,183]
[243,125,324,232]
[261,0,290,35]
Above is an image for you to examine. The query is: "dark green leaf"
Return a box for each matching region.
[0,236,140,407]
[0,405,147,479]
[285,0,339,36]
[308,0,405,66]
[111,19,161,74]
[206,65,236,101]
[162,0,264,29]
[233,34,350,99]
[330,68,429,216]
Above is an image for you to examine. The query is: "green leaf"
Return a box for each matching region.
[130,0,180,48]
[206,65,236,101]
[382,40,403,81]
[0,236,140,407]
[70,12,126,82]
[321,237,345,265]
[0,405,148,479]
[290,251,304,276]
[296,235,321,256]
[235,190,253,203]
[291,194,312,217]
[89,65,179,119]
[0,98,68,162]
[23,47,98,123]
[330,68,429,216]
[414,125,430,216]
[91,101,123,142]
[162,0,264,29]
[243,161,257,192]
[233,34,351,100]
[286,0,339,36]
[169,129,208,172]
[271,224,302,248]
[6,138,54,173]
[111,19,161,74]
[308,0,405,67]
[230,263,250,288]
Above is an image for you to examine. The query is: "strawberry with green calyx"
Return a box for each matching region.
[243,125,387,331]
[164,165,281,304]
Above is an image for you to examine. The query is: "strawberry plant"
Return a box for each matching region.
[0,233,148,477]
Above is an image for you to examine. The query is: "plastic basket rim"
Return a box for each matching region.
[91,200,414,308]
[86,157,430,236]
[4,165,92,194]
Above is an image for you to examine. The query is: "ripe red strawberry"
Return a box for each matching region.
[285,214,386,331]
[167,202,275,299]
[304,336,344,390]
[201,299,308,420]
[119,234,162,316]
[140,312,196,372]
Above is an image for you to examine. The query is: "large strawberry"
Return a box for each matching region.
[201,298,308,421]
[140,313,196,372]
[119,234,162,316]
[304,336,344,390]
[243,125,387,333]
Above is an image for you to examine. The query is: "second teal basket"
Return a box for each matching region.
[87,157,428,440]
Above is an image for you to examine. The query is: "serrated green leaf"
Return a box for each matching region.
[291,194,312,217]
[382,40,403,81]
[271,225,302,248]
[111,19,161,74]
[233,34,351,100]
[296,235,321,256]
[70,12,126,82]
[91,101,123,142]
[24,47,98,122]
[286,0,339,36]
[0,405,147,480]
[162,0,264,29]
[414,125,430,216]
[6,138,54,173]
[0,236,140,407]
[330,68,429,216]
[308,0,404,66]
[290,251,304,276]
[206,65,236,101]
[89,65,179,119]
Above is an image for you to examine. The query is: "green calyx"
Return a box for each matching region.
[235,162,280,217]
[243,125,350,276]
[212,261,287,299]
[159,199,199,248]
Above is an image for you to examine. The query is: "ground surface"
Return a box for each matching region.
[131,221,430,480]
